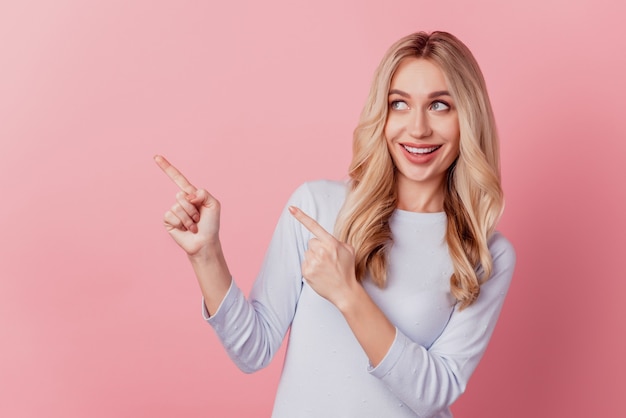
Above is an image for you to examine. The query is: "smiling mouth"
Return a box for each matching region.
[402,144,442,155]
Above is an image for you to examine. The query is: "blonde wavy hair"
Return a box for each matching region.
[334,31,503,309]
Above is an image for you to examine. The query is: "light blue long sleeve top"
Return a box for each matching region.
[203,180,516,417]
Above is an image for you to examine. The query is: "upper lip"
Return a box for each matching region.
[401,143,442,148]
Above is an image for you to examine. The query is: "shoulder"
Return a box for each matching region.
[484,231,516,284]
[287,180,348,232]
[488,232,516,267]
[288,180,348,208]
[292,179,348,199]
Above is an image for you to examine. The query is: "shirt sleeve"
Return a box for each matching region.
[201,183,313,373]
[368,232,516,416]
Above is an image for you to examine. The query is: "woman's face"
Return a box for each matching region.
[384,58,460,197]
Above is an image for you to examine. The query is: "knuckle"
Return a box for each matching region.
[164,211,180,227]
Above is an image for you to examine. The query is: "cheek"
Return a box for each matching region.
[452,129,461,154]
[447,135,460,161]
[449,127,460,148]
[384,117,400,142]
[443,120,460,148]
[383,122,391,147]
[383,122,399,162]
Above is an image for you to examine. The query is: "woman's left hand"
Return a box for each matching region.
[290,206,396,367]
[288,206,359,310]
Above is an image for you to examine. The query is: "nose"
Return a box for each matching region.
[409,110,432,138]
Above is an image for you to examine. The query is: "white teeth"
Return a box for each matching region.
[403,145,440,154]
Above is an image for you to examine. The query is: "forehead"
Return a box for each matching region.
[389,58,449,93]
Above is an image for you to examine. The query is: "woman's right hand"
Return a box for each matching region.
[154,155,221,257]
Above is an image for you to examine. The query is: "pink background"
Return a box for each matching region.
[1,0,625,416]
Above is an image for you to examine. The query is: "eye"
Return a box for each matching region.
[390,100,409,110]
[430,101,450,112]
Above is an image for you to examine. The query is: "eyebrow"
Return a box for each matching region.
[388,89,452,99]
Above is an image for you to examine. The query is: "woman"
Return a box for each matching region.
[156,31,515,418]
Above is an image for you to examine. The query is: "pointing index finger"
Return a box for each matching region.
[289,206,334,241]
[154,155,197,194]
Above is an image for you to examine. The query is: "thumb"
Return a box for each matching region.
[186,189,211,207]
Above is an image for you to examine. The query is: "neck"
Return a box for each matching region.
[395,176,445,213]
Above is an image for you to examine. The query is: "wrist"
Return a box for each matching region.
[335,280,367,316]
[187,239,224,264]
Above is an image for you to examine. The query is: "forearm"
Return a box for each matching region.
[339,285,396,367]
[188,241,232,316]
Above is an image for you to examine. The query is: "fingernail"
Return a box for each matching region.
[288,206,296,214]
[186,194,197,201]
[193,214,200,222]
[190,224,198,233]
